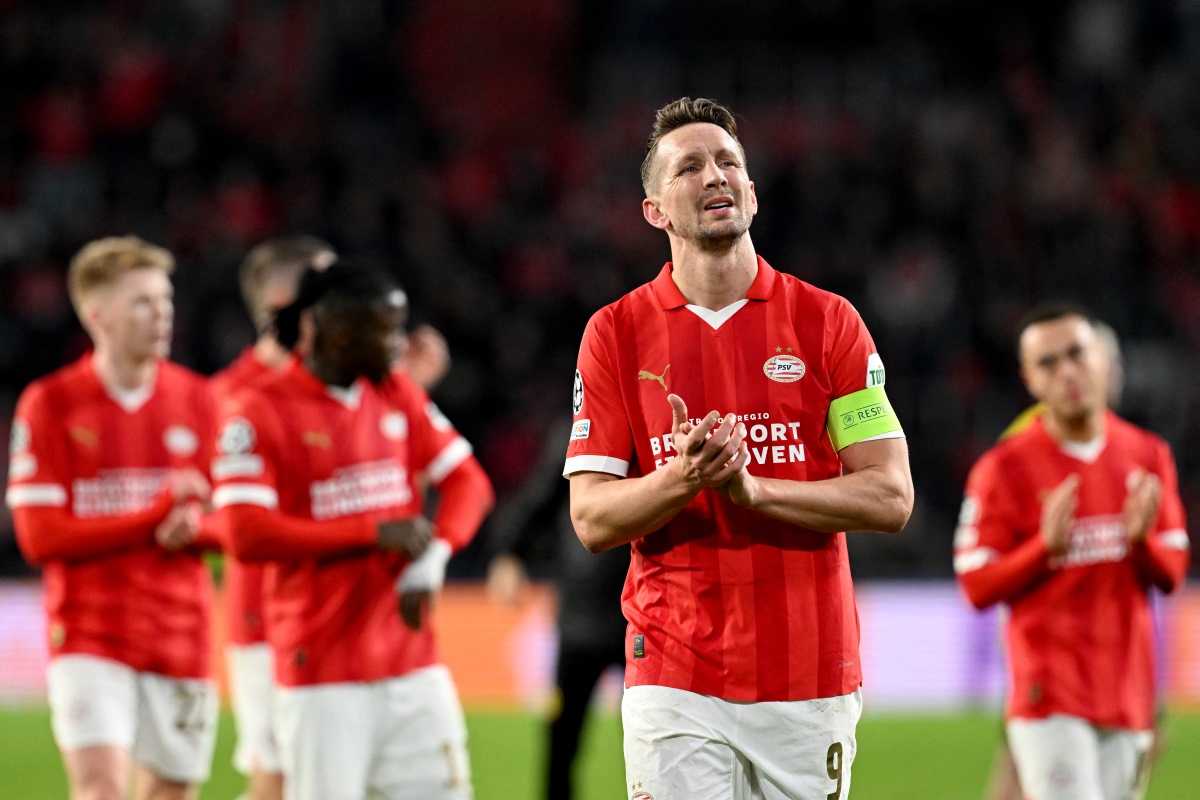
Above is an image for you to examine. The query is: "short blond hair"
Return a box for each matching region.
[239,235,335,329]
[67,235,174,318]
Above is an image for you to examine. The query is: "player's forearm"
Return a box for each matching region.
[734,465,913,534]
[220,505,377,560]
[12,492,174,564]
[570,469,698,553]
[957,534,1051,609]
[430,457,495,552]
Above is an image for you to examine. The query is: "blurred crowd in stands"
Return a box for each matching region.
[2,0,1199,578]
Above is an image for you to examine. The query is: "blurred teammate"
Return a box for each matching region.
[213,261,493,800]
[7,236,219,799]
[955,305,1189,800]
[566,97,914,799]
[211,236,335,800]
[486,413,628,800]
[983,319,1125,800]
[213,236,451,800]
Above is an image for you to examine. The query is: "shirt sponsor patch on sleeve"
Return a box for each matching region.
[826,385,903,451]
[570,419,591,441]
[866,353,886,388]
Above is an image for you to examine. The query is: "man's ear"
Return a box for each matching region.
[1019,365,1041,402]
[643,198,670,231]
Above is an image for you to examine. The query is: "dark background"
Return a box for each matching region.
[2,0,1199,579]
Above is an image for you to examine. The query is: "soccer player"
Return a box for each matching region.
[6,236,219,800]
[213,235,452,800]
[211,235,335,800]
[566,97,914,799]
[983,318,1126,800]
[954,304,1190,800]
[212,261,493,800]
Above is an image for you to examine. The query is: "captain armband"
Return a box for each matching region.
[826,386,903,451]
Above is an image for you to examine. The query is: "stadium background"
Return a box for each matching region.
[2,0,1200,797]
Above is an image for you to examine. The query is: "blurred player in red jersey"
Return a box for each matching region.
[983,319,1129,800]
[6,236,220,800]
[955,305,1190,800]
[566,97,914,799]
[211,236,335,800]
[212,261,492,800]
[213,237,453,800]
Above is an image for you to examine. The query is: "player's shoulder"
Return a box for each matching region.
[773,268,855,313]
[17,356,94,408]
[378,368,428,409]
[159,358,209,387]
[587,279,658,328]
[1108,412,1172,455]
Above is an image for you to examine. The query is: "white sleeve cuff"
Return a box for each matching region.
[396,538,452,593]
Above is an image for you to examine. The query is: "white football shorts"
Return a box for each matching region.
[275,664,472,800]
[226,642,280,774]
[1006,714,1154,800]
[47,654,218,784]
[622,684,862,800]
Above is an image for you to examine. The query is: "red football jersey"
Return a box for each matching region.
[212,360,481,687]
[210,348,273,646]
[955,413,1190,729]
[565,258,903,702]
[6,355,216,678]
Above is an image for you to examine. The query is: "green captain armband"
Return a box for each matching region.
[826,386,903,451]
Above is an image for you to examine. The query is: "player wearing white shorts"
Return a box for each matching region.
[7,237,221,799]
[956,306,1189,800]
[566,97,913,798]
[214,261,493,800]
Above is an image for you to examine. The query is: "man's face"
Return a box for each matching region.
[86,268,174,362]
[1020,315,1110,425]
[643,122,757,248]
[334,291,408,384]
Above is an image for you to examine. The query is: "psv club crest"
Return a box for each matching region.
[763,352,805,383]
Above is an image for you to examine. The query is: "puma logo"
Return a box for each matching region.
[637,364,670,391]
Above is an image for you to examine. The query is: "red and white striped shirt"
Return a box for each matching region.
[213,360,491,687]
[955,413,1190,729]
[566,258,903,702]
[7,355,216,678]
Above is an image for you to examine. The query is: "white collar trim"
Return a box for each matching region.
[685,299,749,330]
[326,382,363,409]
[106,382,154,413]
[1060,435,1105,464]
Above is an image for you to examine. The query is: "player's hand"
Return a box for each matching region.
[398,590,432,630]
[155,501,203,550]
[667,394,749,492]
[1040,474,1079,555]
[486,553,529,608]
[715,464,759,509]
[167,468,211,507]
[1124,468,1162,544]
[402,324,451,391]
[377,517,433,559]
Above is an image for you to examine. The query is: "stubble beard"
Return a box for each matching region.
[690,213,752,253]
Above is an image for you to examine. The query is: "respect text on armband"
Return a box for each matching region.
[648,413,805,470]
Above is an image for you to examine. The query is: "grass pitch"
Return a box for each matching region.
[2,706,1198,799]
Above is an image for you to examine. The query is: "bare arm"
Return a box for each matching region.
[720,437,914,533]
[569,394,748,553]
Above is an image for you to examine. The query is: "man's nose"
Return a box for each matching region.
[702,160,727,188]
